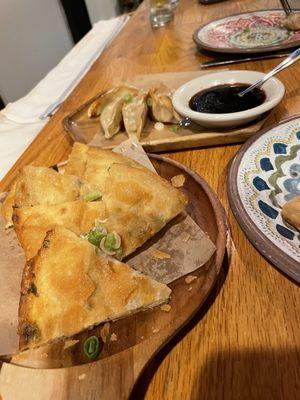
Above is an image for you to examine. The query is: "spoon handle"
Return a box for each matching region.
[280,0,292,16]
[239,48,300,97]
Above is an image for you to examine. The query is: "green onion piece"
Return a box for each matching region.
[83,336,100,359]
[87,229,106,247]
[105,233,121,251]
[115,247,123,260]
[105,233,117,250]
[147,97,153,107]
[124,93,133,104]
[83,191,102,202]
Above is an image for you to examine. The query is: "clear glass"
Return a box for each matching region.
[149,0,174,27]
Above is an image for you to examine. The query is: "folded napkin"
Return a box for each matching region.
[0,116,47,180]
[0,15,129,181]
[1,15,129,124]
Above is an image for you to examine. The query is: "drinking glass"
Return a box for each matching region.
[149,0,174,27]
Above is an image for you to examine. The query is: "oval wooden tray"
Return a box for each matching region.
[1,155,228,400]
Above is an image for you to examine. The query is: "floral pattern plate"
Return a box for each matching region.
[193,9,300,54]
[228,116,300,282]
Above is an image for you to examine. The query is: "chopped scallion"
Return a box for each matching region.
[83,336,100,359]
[83,191,102,202]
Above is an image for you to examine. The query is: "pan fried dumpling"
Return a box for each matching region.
[122,92,148,138]
[88,86,140,118]
[148,88,177,124]
[100,96,124,139]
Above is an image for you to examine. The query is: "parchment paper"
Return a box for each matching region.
[114,137,216,283]
[0,138,215,356]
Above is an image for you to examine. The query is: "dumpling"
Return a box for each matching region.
[148,88,178,124]
[100,96,124,139]
[122,92,148,138]
[88,86,139,118]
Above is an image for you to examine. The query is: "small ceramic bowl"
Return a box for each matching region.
[172,70,285,128]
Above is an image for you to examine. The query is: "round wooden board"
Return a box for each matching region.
[3,155,228,400]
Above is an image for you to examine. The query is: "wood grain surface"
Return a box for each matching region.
[0,0,299,399]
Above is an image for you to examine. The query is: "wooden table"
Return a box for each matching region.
[0,0,299,399]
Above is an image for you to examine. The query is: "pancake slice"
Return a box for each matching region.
[1,181,17,228]
[65,143,188,256]
[13,200,107,260]
[14,166,82,208]
[18,226,171,350]
[1,165,82,227]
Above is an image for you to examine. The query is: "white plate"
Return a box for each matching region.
[172,71,285,128]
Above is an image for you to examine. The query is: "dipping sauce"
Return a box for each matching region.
[189,84,266,114]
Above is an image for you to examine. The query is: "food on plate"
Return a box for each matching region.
[65,141,141,178]
[13,200,106,260]
[9,144,186,262]
[148,88,178,124]
[122,92,148,138]
[87,85,178,139]
[65,143,188,257]
[1,181,17,228]
[1,166,82,227]
[14,166,81,209]
[0,142,189,350]
[10,145,186,261]
[282,12,300,31]
[100,96,125,139]
[87,86,139,118]
[281,195,300,231]
[18,226,171,350]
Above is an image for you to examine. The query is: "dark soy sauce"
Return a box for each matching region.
[189,84,266,114]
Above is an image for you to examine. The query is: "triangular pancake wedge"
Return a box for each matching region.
[13,200,107,260]
[18,226,171,350]
[65,143,188,257]
[1,165,82,226]
[14,165,82,208]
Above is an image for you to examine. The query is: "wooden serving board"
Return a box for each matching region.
[0,155,228,400]
[63,71,270,152]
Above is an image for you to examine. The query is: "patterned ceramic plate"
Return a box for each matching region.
[193,9,300,54]
[228,116,300,282]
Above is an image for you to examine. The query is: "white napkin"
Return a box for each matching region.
[0,15,129,181]
[1,15,129,124]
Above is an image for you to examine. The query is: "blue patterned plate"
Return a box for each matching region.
[228,116,300,283]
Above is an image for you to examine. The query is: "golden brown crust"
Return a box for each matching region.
[64,143,188,256]
[64,142,144,181]
[100,163,187,256]
[64,142,89,177]
[1,181,17,227]
[282,195,300,231]
[18,227,171,350]
[14,166,82,208]
[19,252,44,349]
[13,200,106,259]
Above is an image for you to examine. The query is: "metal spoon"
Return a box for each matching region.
[280,0,292,16]
[239,47,300,97]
